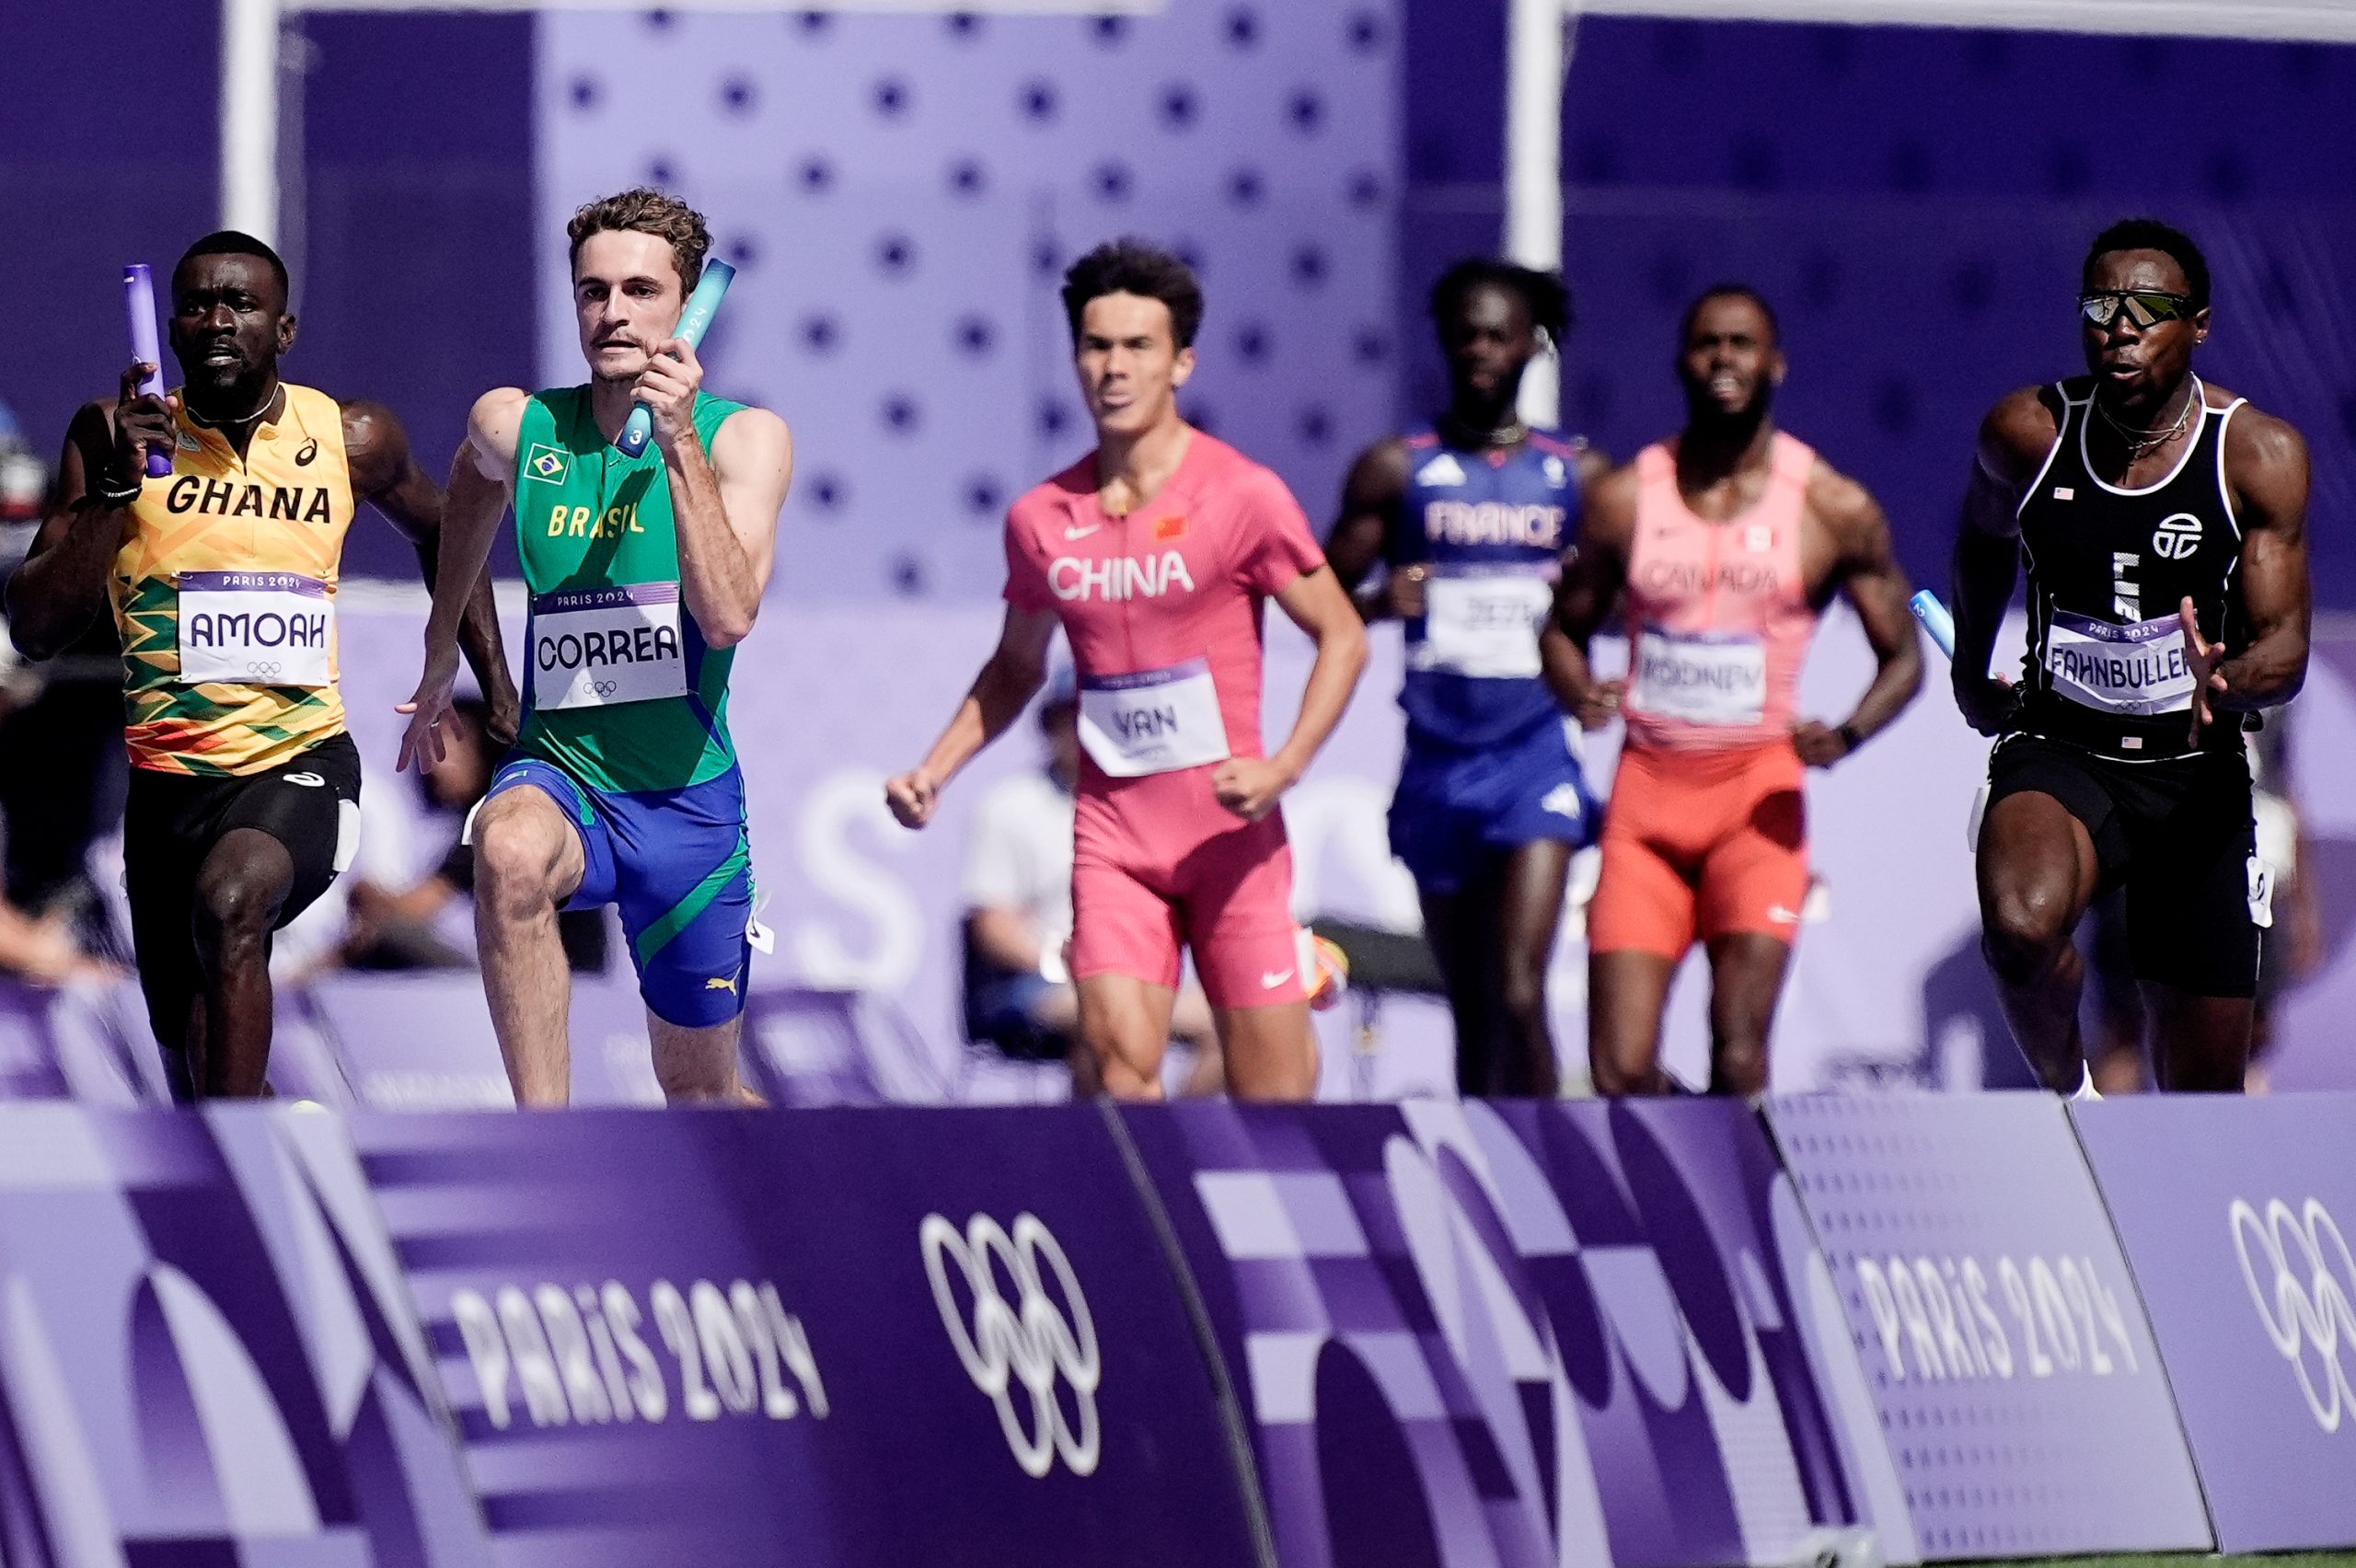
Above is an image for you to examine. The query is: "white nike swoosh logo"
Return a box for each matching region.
[1261,969,1293,989]
[1063,524,1102,540]
[1768,905,1801,925]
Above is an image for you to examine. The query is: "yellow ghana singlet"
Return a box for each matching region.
[110,382,356,776]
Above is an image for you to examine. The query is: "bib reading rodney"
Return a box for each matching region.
[513,386,746,793]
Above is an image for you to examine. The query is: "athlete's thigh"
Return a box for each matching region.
[475,763,599,906]
[1979,742,2111,936]
[214,737,360,929]
[2120,757,2258,1003]
[1588,826,1696,961]
[1069,845,1184,993]
[1389,745,1479,900]
[606,779,754,1026]
[1703,931,1795,1039]
[1695,766,1807,943]
[2139,982,2251,1092]
[1174,815,1300,1009]
[1498,837,1574,971]
[1209,999,1317,1102]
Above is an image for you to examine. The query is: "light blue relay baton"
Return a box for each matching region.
[616,257,736,458]
[1910,589,1956,660]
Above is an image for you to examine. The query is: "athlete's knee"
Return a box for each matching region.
[1499,951,1549,1034]
[1710,1027,1770,1096]
[1980,883,2076,986]
[1588,1049,1668,1097]
[193,856,288,946]
[474,807,567,923]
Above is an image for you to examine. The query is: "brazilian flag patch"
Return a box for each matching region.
[525,444,570,484]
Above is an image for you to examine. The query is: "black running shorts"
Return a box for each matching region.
[123,731,363,1001]
[1985,732,2260,997]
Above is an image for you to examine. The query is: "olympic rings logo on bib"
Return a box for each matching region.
[247,661,283,680]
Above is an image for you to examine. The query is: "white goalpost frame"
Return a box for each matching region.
[220,0,1169,248]
[1509,0,2356,426]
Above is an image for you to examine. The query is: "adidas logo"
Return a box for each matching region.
[1417,454,1465,488]
[1540,783,1583,819]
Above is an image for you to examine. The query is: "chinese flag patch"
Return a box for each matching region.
[1154,514,1187,541]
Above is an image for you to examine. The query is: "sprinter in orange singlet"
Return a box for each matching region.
[1552,286,1922,1094]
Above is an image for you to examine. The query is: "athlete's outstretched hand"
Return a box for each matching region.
[1952,667,2016,737]
[635,336,705,455]
[108,363,178,492]
[1212,757,1293,822]
[397,649,461,774]
[885,767,941,830]
[2178,594,2230,745]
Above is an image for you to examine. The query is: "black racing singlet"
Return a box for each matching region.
[2012,375,2248,761]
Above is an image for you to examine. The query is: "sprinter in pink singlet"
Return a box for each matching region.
[1553,286,1922,1095]
[887,241,1367,1101]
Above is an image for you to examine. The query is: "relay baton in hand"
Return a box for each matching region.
[123,263,172,478]
[1910,589,1957,661]
[617,258,736,458]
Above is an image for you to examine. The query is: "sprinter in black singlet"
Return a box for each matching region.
[1950,218,2311,1095]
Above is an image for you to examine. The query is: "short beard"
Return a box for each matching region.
[182,363,274,421]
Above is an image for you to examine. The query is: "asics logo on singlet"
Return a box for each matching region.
[2230,1196,2356,1433]
[2153,513,2204,560]
[1048,550,1195,603]
[1416,454,1465,487]
[921,1212,1102,1479]
[1422,500,1565,548]
[294,438,318,467]
[282,772,325,789]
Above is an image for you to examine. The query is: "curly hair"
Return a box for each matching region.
[566,187,710,292]
[1429,258,1573,345]
[1060,239,1206,349]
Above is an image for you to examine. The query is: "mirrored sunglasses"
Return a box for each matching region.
[2078,289,2193,329]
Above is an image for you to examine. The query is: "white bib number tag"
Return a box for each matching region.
[1078,658,1231,777]
[2045,610,2194,716]
[1414,568,1554,679]
[531,582,689,711]
[1630,626,1766,726]
[178,571,333,687]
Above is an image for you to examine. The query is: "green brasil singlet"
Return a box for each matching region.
[512,387,746,794]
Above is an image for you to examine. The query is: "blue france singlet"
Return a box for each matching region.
[1392,426,1585,750]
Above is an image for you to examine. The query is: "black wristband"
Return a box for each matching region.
[1836,721,1864,754]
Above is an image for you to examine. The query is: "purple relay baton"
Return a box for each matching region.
[123,263,171,478]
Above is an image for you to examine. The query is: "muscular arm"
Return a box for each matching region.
[1265,564,1369,785]
[664,404,792,649]
[1807,466,1923,759]
[399,388,525,770]
[6,405,124,659]
[1948,388,2052,731]
[1547,462,1636,726]
[886,605,1059,827]
[2213,409,2311,710]
[1325,438,1408,620]
[343,399,519,743]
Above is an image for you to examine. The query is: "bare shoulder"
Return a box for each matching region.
[710,404,792,465]
[1580,460,1642,546]
[467,387,531,462]
[1344,434,1411,496]
[2219,397,2309,523]
[1979,384,2061,481]
[338,398,410,466]
[1806,456,1886,533]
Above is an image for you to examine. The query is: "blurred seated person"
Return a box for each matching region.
[324,698,610,975]
[962,674,1223,1096]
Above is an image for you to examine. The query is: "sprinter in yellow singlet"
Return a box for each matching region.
[6,232,515,1099]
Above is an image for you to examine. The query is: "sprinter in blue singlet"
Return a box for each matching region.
[1327,259,1606,1097]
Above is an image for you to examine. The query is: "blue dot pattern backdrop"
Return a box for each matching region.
[538,5,1400,603]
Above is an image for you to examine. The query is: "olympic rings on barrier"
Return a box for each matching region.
[920,1211,1102,1478]
[2231,1196,2356,1433]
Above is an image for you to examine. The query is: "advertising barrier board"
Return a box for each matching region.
[0,1104,491,1564]
[1766,1091,2211,1559]
[350,1106,1264,1567]
[2072,1093,2356,1551]
[1119,1098,1912,1568]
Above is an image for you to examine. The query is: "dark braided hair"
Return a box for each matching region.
[1429,258,1573,346]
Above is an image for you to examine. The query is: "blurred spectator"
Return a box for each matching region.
[0,399,127,971]
[960,676,1220,1096]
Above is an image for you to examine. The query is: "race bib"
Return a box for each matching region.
[1630,625,1766,726]
[1413,567,1554,679]
[1078,658,1231,777]
[177,571,333,687]
[2044,610,2195,717]
[530,582,689,711]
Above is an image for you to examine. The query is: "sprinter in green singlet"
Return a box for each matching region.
[400,189,794,1105]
